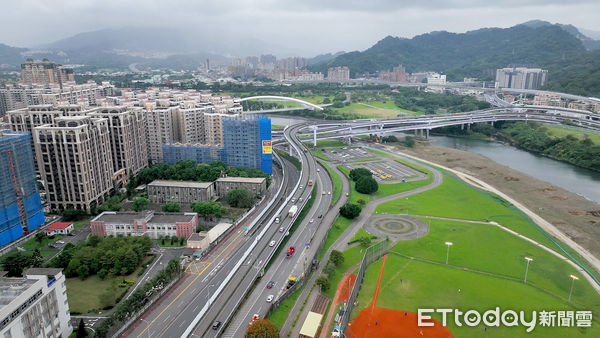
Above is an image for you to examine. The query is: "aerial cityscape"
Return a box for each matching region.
[1,1,600,337]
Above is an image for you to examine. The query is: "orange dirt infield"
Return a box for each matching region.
[347,254,453,338]
[320,273,357,338]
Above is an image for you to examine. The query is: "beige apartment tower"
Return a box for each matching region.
[33,116,114,212]
[89,106,148,176]
[20,59,75,85]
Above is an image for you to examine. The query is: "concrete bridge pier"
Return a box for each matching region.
[312,126,317,147]
[288,144,294,157]
[426,129,430,139]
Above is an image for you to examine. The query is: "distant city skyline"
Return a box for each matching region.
[1,0,600,56]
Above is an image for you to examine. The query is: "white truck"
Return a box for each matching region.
[288,205,298,218]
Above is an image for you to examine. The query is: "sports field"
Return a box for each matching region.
[347,169,600,336]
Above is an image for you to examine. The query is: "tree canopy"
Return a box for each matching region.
[225,189,255,208]
[349,168,372,182]
[355,176,379,194]
[246,319,279,338]
[339,203,362,219]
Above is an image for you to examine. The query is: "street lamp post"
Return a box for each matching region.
[444,242,453,265]
[524,257,533,283]
[568,275,579,302]
[140,318,151,338]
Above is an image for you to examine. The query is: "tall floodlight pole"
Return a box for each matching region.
[568,275,579,302]
[524,257,533,283]
[445,242,453,265]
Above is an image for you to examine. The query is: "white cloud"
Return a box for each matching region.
[0,0,599,56]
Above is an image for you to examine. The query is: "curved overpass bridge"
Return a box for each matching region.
[238,95,324,111]
[270,106,600,144]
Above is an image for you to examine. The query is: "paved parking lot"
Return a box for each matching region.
[323,146,426,182]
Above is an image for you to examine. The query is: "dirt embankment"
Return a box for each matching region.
[396,143,600,260]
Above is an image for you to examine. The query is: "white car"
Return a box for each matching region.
[309,219,314,223]
[317,168,320,172]
[328,191,331,195]
[269,240,276,247]
[322,191,326,195]
[56,240,65,244]
[279,227,284,233]
[266,295,274,302]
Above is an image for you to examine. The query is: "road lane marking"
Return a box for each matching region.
[136,230,246,337]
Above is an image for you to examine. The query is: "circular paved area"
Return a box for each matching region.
[365,214,429,241]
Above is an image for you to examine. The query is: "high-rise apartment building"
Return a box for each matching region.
[88,107,148,176]
[33,116,114,212]
[496,67,548,90]
[0,268,72,338]
[223,115,272,174]
[0,130,44,246]
[20,59,74,86]
[327,66,350,82]
[0,81,115,115]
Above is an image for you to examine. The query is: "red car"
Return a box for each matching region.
[266,281,274,289]
[286,246,296,257]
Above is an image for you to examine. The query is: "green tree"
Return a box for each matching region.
[359,236,372,248]
[30,249,44,268]
[316,275,331,292]
[339,203,361,219]
[1,251,31,277]
[61,208,88,221]
[246,319,279,338]
[133,198,149,212]
[76,319,87,338]
[35,231,46,244]
[323,97,331,104]
[402,136,416,147]
[329,250,344,267]
[225,189,255,208]
[162,202,181,212]
[356,176,379,194]
[349,168,372,182]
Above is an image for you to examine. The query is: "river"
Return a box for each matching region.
[429,135,600,204]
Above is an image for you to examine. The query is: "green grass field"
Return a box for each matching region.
[318,161,341,206]
[66,260,148,314]
[331,102,422,118]
[348,228,377,244]
[269,284,304,329]
[543,125,600,144]
[355,254,600,337]
[20,234,64,258]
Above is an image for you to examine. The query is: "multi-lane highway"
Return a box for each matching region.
[189,123,325,337]
[124,151,298,338]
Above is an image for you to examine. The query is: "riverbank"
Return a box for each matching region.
[392,142,600,261]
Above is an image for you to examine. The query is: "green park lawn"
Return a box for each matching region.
[348,228,377,244]
[319,217,353,260]
[354,253,600,337]
[66,256,152,314]
[390,218,600,307]
[543,125,600,144]
[332,102,421,118]
[268,284,304,330]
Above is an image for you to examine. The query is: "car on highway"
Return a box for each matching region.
[269,240,276,247]
[328,191,331,195]
[212,321,222,330]
[266,281,275,289]
[317,168,320,172]
[56,240,65,244]
[266,294,274,302]
[318,214,322,218]
[250,314,260,325]
[286,246,296,257]
[322,191,326,195]
[309,218,314,223]
[279,227,284,232]
[345,192,350,197]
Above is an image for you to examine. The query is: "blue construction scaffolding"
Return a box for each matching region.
[0,130,45,247]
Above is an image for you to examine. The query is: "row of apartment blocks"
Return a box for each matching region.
[5,88,271,213]
[20,59,74,86]
[0,80,116,115]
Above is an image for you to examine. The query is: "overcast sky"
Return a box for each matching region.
[2,0,600,56]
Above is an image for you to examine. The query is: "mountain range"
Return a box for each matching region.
[0,21,599,96]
